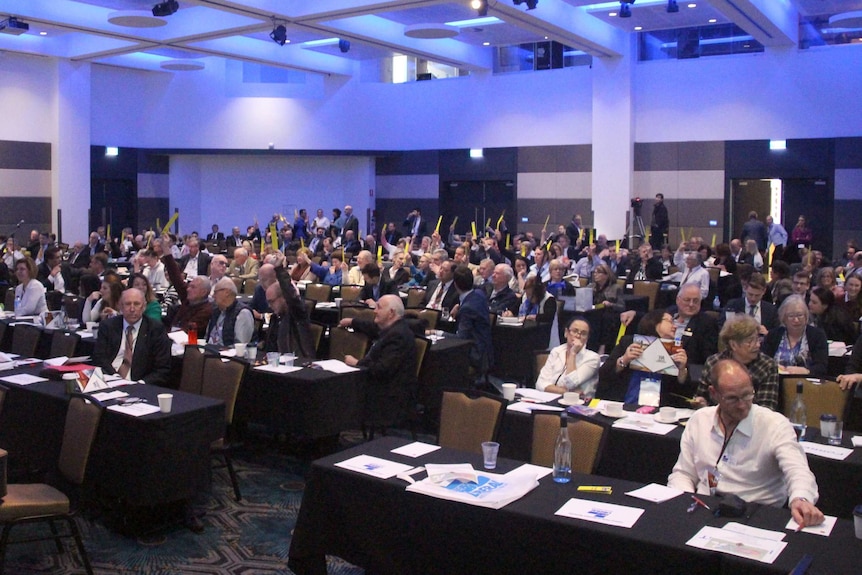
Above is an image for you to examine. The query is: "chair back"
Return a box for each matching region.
[231,277,244,294]
[308,322,326,357]
[340,285,362,302]
[0,384,8,420]
[329,327,370,362]
[438,390,507,454]
[707,267,720,287]
[201,356,248,426]
[243,278,258,295]
[616,278,626,289]
[578,277,588,287]
[340,305,375,323]
[781,377,853,424]
[406,287,426,309]
[417,308,439,330]
[50,330,80,358]
[531,412,609,473]
[414,336,430,379]
[305,283,332,304]
[4,291,14,312]
[632,281,659,311]
[62,295,83,323]
[533,350,550,382]
[11,324,41,357]
[179,344,206,395]
[58,395,103,485]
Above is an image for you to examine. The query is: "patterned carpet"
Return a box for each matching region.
[2,431,381,575]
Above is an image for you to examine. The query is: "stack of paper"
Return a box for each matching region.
[406,465,539,510]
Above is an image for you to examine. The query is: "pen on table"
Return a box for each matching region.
[690,495,710,511]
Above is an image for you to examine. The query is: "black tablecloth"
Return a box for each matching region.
[0,365,223,506]
[492,321,552,384]
[499,405,862,519]
[288,436,862,575]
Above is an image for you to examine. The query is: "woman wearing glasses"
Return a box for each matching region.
[597,309,692,407]
[761,294,828,377]
[535,317,600,396]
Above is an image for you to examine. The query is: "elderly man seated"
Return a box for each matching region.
[163,253,213,332]
[227,247,259,280]
[485,263,520,316]
[668,250,710,300]
[206,278,254,346]
[669,358,824,529]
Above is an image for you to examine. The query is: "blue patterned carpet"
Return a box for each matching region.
[2,432,376,575]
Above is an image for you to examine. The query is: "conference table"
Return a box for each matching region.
[498,403,862,519]
[288,436,862,575]
[0,363,224,508]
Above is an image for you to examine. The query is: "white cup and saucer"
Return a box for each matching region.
[654,406,678,424]
[601,401,625,418]
[558,392,583,406]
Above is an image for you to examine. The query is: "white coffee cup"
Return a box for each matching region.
[86,321,98,333]
[605,401,624,417]
[281,353,296,367]
[563,392,580,404]
[247,346,258,362]
[335,298,343,308]
[234,343,247,358]
[659,406,677,422]
[157,393,173,413]
[502,383,517,401]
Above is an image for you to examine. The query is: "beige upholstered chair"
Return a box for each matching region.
[178,344,206,395]
[329,328,370,363]
[531,412,609,473]
[437,390,507,455]
[10,325,41,358]
[339,285,362,302]
[781,377,853,425]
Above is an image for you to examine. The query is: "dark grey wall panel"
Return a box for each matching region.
[678,141,725,171]
[518,198,593,232]
[376,151,439,175]
[137,198,169,235]
[635,141,724,172]
[0,141,51,170]
[832,199,862,230]
[634,142,678,171]
[518,145,591,173]
[140,153,170,175]
[0,197,51,235]
[375,199,440,237]
[439,148,517,181]
[836,138,862,169]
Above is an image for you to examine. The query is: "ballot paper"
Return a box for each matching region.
[167,331,189,345]
[335,454,414,479]
[311,359,360,373]
[390,442,441,458]
[253,364,303,374]
[630,336,679,376]
[107,402,161,417]
[785,515,837,537]
[406,465,539,510]
[625,483,683,503]
[0,373,48,386]
[507,402,565,414]
[612,412,677,435]
[555,498,645,529]
[686,526,786,564]
[800,442,853,460]
[514,388,561,402]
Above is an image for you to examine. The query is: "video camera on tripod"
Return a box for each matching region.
[630,197,643,217]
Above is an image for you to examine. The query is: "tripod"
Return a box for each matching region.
[628,208,645,249]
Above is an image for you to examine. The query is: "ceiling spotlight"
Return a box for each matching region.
[339,39,350,53]
[619,2,632,18]
[270,24,287,46]
[513,0,538,10]
[471,0,489,17]
[667,0,679,13]
[152,0,178,17]
[0,16,29,35]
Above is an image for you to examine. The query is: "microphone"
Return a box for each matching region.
[15,220,24,226]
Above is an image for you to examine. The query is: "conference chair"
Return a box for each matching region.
[437,390,507,455]
[339,285,362,303]
[305,283,332,304]
[405,308,439,331]
[308,322,326,358]
[533,350,551,384]
[62,296,83,324]
[531,411,610,473]
[201,356,248,502]
[10,325,41,358]
[242,278,258,296]
[632,281,660,311]
[231,277,244,294]
[178,344,206,396]
[3,293,13,314]
[406,288,426,309]
[340,306,375,323]
[0,394,103,575]
[0,323,6,351]
[49,330,80,359]
[781,377,853,426]
[329,328,369,363]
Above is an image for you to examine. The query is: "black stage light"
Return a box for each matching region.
[339,39,351,53]
[525,0,538,9]
[619,2,632,18]
[667,0,679,13]
[472,0,489,17]
[270,24,287,46]
[152,0,178,17]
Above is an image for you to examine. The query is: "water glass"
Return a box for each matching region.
[481,441,499,470]
[828,421,844,446]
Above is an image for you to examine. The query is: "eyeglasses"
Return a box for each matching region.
[566,328,589,338]
[737,335,760,347]
[786,312,806,320]
[719,391,755,404]
[679,298,701,305]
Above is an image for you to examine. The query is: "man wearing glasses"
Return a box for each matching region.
[694,315,779,411]
[535,317,600,395]
[669,358,824,529]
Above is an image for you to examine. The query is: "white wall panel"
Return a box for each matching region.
[517,172,592,199]
[0,169,51,197]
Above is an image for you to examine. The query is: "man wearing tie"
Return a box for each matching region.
[228,227,245,247]
[721,272,778,334]
[92,288,172,385]
[422,260,459,311]
[403,208,427,237]
[206,224,224,243]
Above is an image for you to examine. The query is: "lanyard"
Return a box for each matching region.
[715,418,737,469]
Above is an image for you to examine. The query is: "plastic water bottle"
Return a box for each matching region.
[553,413,572,483]
[789,381,807,442]
[14,294,21,313]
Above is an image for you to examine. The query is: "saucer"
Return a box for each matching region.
[654,413,679,424]
[558,398,584,406]
[599,409,627,419]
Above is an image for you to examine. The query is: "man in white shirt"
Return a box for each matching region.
[668,358,824,528]
[668,251,710,300]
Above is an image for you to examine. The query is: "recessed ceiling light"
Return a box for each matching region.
[687,3,696,7]
[39,31,47,36]
[483,41,490,45]
[609,12,618,17]
[634,26,642,30]
[708,18,717,23]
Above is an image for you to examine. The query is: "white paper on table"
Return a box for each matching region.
[723,522,786,541]
[686,526,786,564]
[0,352,16,363]
[514,388,561,402]
[0,363,15,372]
[219,349,237,357]
[334,454,414,479]
[851,435,862,447]
[390,442,441,458]
[507,402,565,414]
[555,498,645,529]
[612,413,677,435]
[167,330,189,345]
[90,390,129,402]
[43,356,69,367]
[800,442,853,460]
[785,515,837,537]
[14,358,41,366]
[828,341,848,357]
[78,331,94,339]
[625,483,683,503]
[315,302,337,308]
[107,402,161,417]
[171,343,185,357]
[253,364,303,374]
[0,373,48,385]
[406,466,539,510]
[311,359,360,373]
[512,462,553,480]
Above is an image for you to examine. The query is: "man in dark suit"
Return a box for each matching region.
[403,208,427,237]
[740,210,768,253]
[667,282,719,365]
[227,227,245,248]
[177,238,212,279]
[341,205,360,241]
[422,260,459,311]
[650,193,669,247]
[67,241,90,269]
[359,264,398,307]
[451,265,493,374]
[341,294,417,428]
[565,214,582,250]
[721,272,778,334]
[92,288,172,385]
[37,247,65,293]
[307,227,327,255]
[206,224,224,243]
[485,263,520,316]
[625,242,663,284]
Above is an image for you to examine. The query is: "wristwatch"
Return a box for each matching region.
[617,358,628,369]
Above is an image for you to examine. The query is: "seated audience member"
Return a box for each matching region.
[82,273,124,323]
[668,251,710,300]
[249,263,277,320]
[339,294,417,428]
[626,243,663,283]
[346,250,374,286]
[208,254,229,290]
[485,263,520,316]
[87,251,111,279]
[767,260,791,303]
[359,263,398,307]
[668,359,824,528]
[738,239,764,271]
[792,270,811,297]
[92,288,172,386]
[135,248,167,290]
[451,265,493,376]
[383,251,411,287]
[838,332,862,391]
[408,253,434,287]
[572,245,603,279]
[228,247,260,280]
[2,238,24,269]
[513,256,529,295]
[37,247,65,294]
[206,278,254,346]
[164,253,212,332]
[545,259,575,298]
[597,310,692,406]
[712,243,737,274]
[474,258,495,288]
[177,237,212,279]
[128,273,162,322]
[589,263,622,310]
[761,295,828,376]
[529,247,550,283]
[309,252,346,286]
[422,260,458,311]
[722,272,778,333]
[263,265,314,357]
[815,266,844,300]
[536,316,600,395]
[13,256,47,317]
[695,315,780,411]
[840,273,862,324]
[505,275,556,322]
[808,286,857,344]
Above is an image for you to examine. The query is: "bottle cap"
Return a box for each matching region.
[820,414,837,422]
